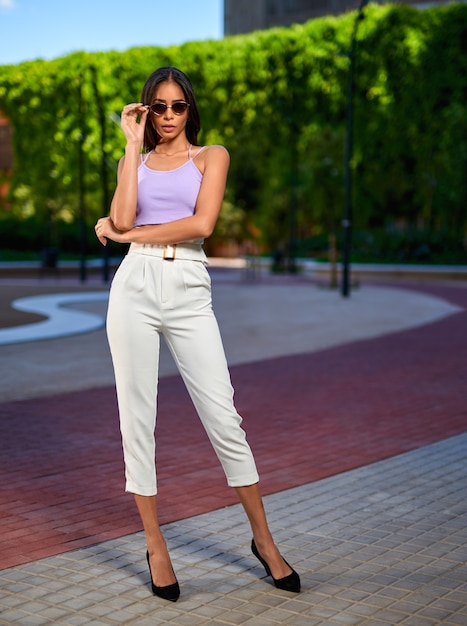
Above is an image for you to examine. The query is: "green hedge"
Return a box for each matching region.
[0,3,466,262]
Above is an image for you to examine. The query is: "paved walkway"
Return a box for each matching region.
[0,268,466,625]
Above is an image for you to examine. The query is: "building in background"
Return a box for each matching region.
[224,0,462,35]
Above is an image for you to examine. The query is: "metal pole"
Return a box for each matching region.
[342,0,368,297]
[288,128,298,273]
[90,65,110,282]
[78,73,87,283]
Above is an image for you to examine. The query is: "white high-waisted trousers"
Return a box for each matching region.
[106,242,259,496]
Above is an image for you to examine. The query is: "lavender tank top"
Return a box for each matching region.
[134,146,206,227]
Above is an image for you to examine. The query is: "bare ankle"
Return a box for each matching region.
[147,534,168,555]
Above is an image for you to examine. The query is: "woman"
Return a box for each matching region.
[95,66,300,602]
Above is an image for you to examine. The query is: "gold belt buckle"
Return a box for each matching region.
[163,244,176,260]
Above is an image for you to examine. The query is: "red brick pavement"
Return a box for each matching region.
[0,281,466,570]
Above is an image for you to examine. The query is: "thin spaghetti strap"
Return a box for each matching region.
[191,146,208,161]
[140,151,152,166]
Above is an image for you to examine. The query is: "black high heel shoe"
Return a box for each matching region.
[146,551,180,602]
[251,539,301,593]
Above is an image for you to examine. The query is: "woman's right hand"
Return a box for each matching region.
[95,217,127,245]
[120,103,149,145]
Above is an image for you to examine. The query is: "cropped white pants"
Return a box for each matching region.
[106,243,259,496]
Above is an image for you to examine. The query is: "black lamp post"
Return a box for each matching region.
[77,73,87,283]
[342,0,368,297]
[90,65,111,282]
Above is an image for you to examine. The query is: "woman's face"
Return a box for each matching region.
[149,80,189,143]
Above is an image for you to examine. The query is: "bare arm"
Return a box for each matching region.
[96,145,230,246]
[109,103,149,231]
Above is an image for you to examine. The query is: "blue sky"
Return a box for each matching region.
[0,0,223,65]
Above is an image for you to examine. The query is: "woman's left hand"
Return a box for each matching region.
[94,217,126,245]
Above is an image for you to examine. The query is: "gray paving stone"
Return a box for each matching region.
[1,434,466,625]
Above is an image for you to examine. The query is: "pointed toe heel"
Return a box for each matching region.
[146,551,180,602]
[251,539,301,593]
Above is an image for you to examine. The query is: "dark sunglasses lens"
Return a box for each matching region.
[151,103,167,115]
[172,102,188,114]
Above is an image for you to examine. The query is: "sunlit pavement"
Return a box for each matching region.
[0,267,466,625]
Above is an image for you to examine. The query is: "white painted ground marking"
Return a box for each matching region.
[0,292,109,345]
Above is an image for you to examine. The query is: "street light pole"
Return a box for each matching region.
[90,65,110,282]
[77,73,87,283]
[342,0,368,297]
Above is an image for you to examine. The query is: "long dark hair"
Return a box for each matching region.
[141,67,201,152]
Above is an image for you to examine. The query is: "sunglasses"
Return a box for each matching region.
[148,101,190,116]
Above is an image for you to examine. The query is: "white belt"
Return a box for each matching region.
[128,242,208,263]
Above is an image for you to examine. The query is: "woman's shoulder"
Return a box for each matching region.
[192,145,229,175]
[198,144,230,163]
[194,144,229,156]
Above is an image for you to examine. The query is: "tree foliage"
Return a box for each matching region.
[0,3,465,262]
